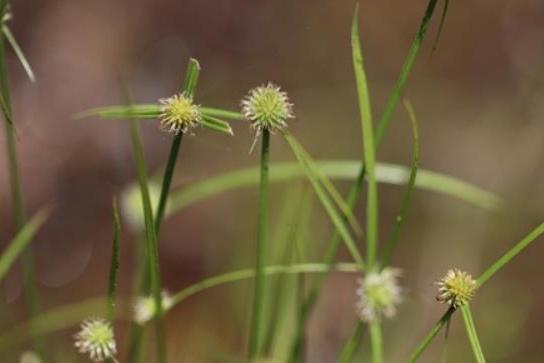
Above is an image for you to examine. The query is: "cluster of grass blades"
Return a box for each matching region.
[2,0,544,362]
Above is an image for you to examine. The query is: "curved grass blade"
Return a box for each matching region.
[170,263,360,307]
[2,25,35,82]
[352,4,378,268]
[0,208,48,282]
[405,307,455,363]
[283,133,365,267]
[460,305,486,363]
[477,221,544,287]
[167,160,502,214]
[382,99,420,266]
[107,198,121,321]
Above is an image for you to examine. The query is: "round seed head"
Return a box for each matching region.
[158,93,202,135]
[133,290,174,325]
[74,318,117,362]
[436,269,477,308]
[241,83,294,133]
[356,267,403,323]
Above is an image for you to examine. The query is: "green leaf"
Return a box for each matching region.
[382,99,420,266]
[284,132,365,267]
[76,104,161,119]
[460,305,486,363]
[477,221,544,287]
[0,209,48,282]
[201,115,234,135]
[170,263,361,307]
[167,160,503,216]
[107,198,121,321]
[201,107,243,120]
[406,307,455,363]
[431,0,451,56]
[352,4,378,268]
[2,25,35,82]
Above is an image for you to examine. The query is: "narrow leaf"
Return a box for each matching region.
[201,115,234,135]
[107,198,121,320]
[2,25,35,82]
[201,107,243,120]
[76,104,160,120]
[0,209,48,282]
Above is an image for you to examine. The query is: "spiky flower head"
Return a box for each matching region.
[158,92,202,135]
[74,318,117,362]
[356,267,403,323]
[436,269,477,308]
[133,290,174,325]
[241,83,294,134]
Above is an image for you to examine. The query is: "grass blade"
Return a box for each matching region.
[201,115,234,135]
[405,307,455,363]
[284,133,365,267]
[431,0,451,56]
[170,263,361,307]
[477,221,544,287]
[440,315,452,363]
[201,107,243,120]
[107,198,121,321]
[2,25,35,82]
[382,99,420,265]
[0,209,48,282]
[337,322,364,363]
[460,305,486,363]
[352,4,378,268]
[128,113,165,363]
[76,104,161,120]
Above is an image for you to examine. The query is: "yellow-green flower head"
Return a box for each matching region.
[133,290,174,325]
[241,83,294,133]
[158,92,202,135]
[356,267,403,323]
[74,318,117,362]
[436,269,477,308]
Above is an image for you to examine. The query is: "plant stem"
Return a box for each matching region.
[249,129,270,359]
[128,119,165,363]
[337,322,364,363]
[405,307,455,363]
[0,15,42,355]
[369,322,383,363]
[460,305,486,363]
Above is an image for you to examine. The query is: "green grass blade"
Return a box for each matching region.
[460,305,486,363]
[352,4,378,268]
[201,107,243,120]
[337,322,364,363]
[477,221,544,287]
[0,208,48,282]
[284,133,365,267]
[283,131,362,235]
[2,25,35,82]
[107,198,121,321]
[405,307,455,363]
[76,104,161,119]
[375,0,439,145]
[382,100,420,266]
[170,263,361,307]
[128,114,165,363]
[249,129,271,358]
[167,160,502,213]
[201,115,234,135]
[440,315,452,363]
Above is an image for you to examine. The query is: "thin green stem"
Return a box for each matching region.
[405,307,455,363]
[369,322,383,363]
[0,14,42,355]
[249,129,271,359]
[477,222,544,287]
[460,305,486,363]
[337,322,364,363]
[107,199,121,321]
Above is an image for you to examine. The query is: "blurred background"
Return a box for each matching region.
[1,0,544,361]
